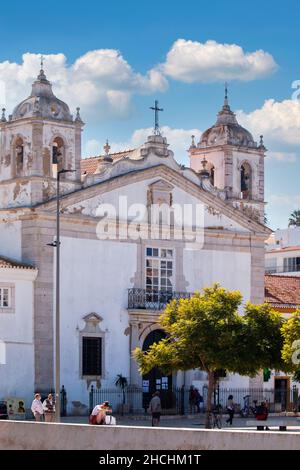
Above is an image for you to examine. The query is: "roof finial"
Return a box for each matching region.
[150,100,163,135]
[1,108,7,122]
[103,139,113,162]
[224,82,229,107]
[259,134,266,150]
[37,55,48,82]
[190,134,196,149]
[75,107,83,123]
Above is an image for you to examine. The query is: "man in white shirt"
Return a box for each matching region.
[31,393,44,421]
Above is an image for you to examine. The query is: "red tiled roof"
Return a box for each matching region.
[81,150,135,175]
[267,245,300,253]
[0,256,35,271]
[265,274,300,307]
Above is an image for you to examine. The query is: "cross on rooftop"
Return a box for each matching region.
[150,100,163,135]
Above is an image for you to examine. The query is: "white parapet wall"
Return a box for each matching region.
[0,421,300,450]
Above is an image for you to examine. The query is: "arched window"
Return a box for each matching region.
[240,162,252,199]
[206,162,215,186]
[15,137,24,176]
[52,137,65,172]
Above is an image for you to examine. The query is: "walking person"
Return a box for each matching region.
[188,385,197,414]
[43,393,56,422]
[31,393,44,422]
[148,391,162,427]
[226,394,234,426]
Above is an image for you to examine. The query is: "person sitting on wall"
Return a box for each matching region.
[89,401,112,425]
[255,401,270,430]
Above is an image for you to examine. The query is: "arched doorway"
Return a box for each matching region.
[142,329,174,411]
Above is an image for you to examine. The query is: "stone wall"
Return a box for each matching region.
[0,421,299,450]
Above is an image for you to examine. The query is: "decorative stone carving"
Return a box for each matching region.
[147,179,174,207]
[81,312,103,333]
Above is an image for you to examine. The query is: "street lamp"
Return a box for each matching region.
[48,168,75,422]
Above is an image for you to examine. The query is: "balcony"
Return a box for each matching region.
[265,265,300,274]
[128,288,192,311]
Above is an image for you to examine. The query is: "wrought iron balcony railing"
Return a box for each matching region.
[128,288,192,310]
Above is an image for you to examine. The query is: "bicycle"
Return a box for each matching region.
[239,395,257,418]
[208,406,222,429]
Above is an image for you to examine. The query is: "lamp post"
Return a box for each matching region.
[49,168,75,422]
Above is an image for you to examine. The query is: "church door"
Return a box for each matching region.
[142,329,173,410]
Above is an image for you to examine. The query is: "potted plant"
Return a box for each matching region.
[115,374,129,415]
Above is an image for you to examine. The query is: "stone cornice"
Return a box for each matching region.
[38,164,270,235]
[0,164,271,236]
[0,267,38,281]
[189,144,266,156]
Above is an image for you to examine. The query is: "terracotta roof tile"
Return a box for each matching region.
[0,256,35,270]
[265,274,300,307]
[81,150,135,175]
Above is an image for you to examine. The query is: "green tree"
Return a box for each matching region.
[288,210,300,227]
[281,311,300,381]
[133,284,284,428]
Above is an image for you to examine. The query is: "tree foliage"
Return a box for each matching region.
[288,210,300,227]
[281,310,300,380]
[133,284,285,427]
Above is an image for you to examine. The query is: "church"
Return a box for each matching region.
[0,65,271,411]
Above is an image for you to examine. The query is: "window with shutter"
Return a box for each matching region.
[82,336,102,376]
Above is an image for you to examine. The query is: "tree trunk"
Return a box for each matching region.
[205,370,215,429]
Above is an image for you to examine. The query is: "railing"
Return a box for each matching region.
[128,288,192,310]
[88,386,300,416]
[265,265,300,274]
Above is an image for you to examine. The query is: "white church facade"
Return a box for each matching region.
[0,67,271,411]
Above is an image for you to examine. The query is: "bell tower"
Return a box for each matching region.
[0,63,84,208]
[189,87,266,223]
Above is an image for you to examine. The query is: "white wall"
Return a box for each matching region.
[183,248,251,302]
[59,237,137,407]
[0,270,36,408]
[0,220,22,260]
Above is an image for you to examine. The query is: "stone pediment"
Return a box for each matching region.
[38,164,271,236]
[148,179,174,192]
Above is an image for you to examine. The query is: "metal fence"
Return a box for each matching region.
[89,385,300,416]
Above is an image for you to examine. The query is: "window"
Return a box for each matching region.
[0,288,10,308]
[265,258,277,274]
[15,137,24,176]
[240,162,252,199]
[82,336,102,376]
[145,247,174,302]
[283,257,300,273]
[52,137,65,171]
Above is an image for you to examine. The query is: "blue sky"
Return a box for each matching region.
[0,0,300,229]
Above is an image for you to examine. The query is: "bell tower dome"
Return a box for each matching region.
[0,63,84,208]
[189,86,266,223]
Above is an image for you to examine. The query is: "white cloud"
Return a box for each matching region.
[84,126,202,162]
[0,51,168,119]
[161,39,277,83]
[268,151,297,163]
[237,99,300,146]
[0,40,278,121]
[269,194,300,209]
